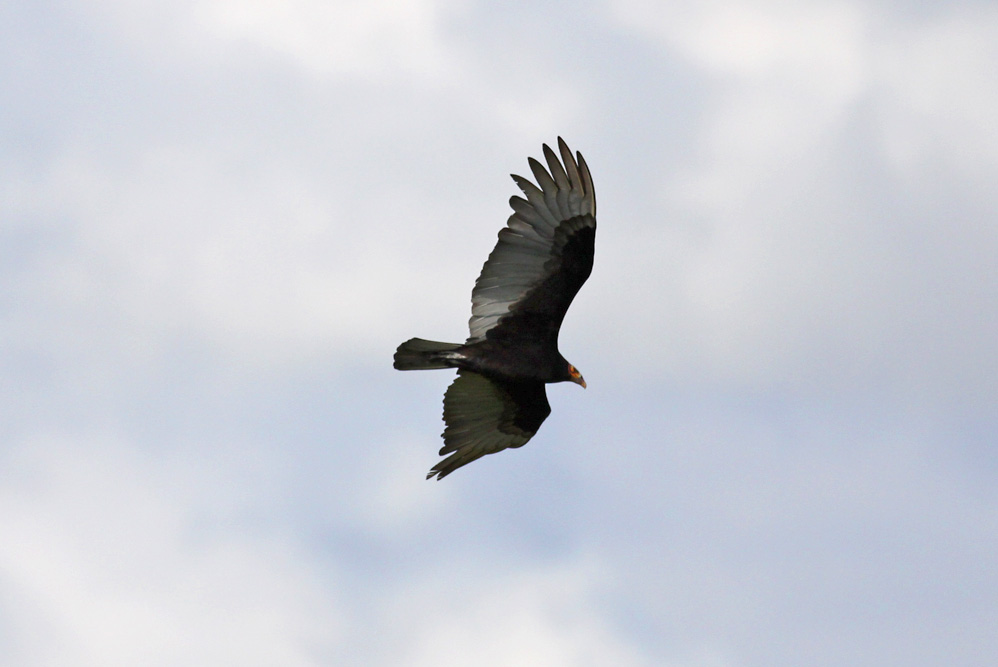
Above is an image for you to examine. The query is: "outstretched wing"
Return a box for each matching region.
[468,138,597,345]
[429,370,550,480]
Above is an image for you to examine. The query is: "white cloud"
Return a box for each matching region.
[595,1,998,402]
[73,0,463,80]
[0,434,342,665]
[6,141,465,374]
[0,434,671,666]
[611,0,873,212]
[376,559,657,667]
[610,0,868,91]
[191,0,461,79]
[872,8,998,181]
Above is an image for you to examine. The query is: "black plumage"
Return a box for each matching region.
[394,138,596,479]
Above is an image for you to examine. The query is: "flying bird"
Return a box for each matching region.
[394,138,596,479]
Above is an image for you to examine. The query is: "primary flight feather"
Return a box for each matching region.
[394,138,596,479]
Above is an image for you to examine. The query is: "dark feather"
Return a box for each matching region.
[429,371,550,479]
[468,137,596,343]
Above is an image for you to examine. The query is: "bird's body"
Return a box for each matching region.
[394,138,596,479]
[396,338,572,383]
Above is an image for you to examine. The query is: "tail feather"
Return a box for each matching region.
[393,338,463,370]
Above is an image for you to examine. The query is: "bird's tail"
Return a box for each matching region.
[393,338,463,370]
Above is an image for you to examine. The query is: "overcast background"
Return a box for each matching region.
[2,1,997,665]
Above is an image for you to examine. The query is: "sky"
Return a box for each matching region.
[2,0,997,665]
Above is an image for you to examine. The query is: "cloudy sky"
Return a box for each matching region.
[3,1,997,664]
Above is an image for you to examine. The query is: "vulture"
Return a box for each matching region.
[394,138,596,479]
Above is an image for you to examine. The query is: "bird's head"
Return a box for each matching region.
[567,364,586,389]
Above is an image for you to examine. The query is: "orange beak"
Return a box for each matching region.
[569,365,586,389]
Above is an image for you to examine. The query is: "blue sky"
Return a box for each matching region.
[2,1,997,664]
